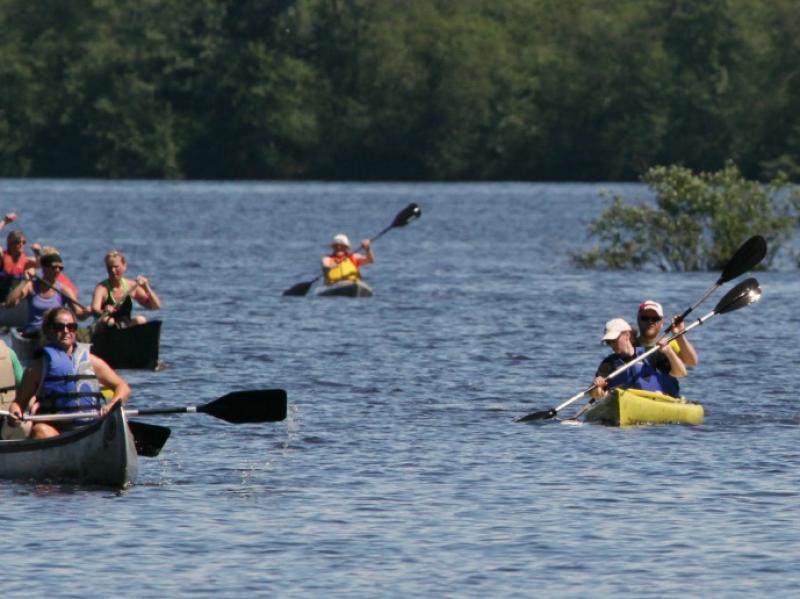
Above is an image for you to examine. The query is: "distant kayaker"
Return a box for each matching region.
[321,233,374,285]
[6,307,130,439]
[591,317,687,401]
[635,300,699,367]
[91,250,161,331]
[4,251,90,338]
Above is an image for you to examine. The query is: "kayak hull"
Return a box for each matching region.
[582,387,704,427]
[91,320,162,370]
[0,402,138,487]
[316,280,374,298]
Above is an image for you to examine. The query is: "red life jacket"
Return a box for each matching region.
[2,252,30,278]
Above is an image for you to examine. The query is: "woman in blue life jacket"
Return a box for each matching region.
[5,307,130,439]
[591,317,687,401]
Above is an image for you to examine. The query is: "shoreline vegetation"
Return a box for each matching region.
[1,1,800,182]
[575,163,800,270]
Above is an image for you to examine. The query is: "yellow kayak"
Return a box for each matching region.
[581,387,704,427]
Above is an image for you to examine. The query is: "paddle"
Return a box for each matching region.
[128,420,171,457]
[516,278,762,423]
[15,389,288,425]
[669,235,766,327]
[33,275,89,312]
[282,202,422,296]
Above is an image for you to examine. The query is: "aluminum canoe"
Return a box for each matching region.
[0,401,138,487]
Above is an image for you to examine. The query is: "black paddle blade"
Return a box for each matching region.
[128,420,171,457]
[718,235,767,284]
[391,203,422,228]
[282,280,314,297]
[714,277,762,314]
[201,389,288,423]
[515,408,557,423]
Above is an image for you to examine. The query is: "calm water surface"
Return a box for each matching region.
[1,181,798,597]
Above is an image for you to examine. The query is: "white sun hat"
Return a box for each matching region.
[331,233,351,248]
[601,318,632,343]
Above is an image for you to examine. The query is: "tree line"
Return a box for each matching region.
[1,0,799,181]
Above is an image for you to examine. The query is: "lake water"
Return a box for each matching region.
[1,180,798,597]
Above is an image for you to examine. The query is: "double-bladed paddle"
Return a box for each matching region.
[516,278,763,423]
[668,235,766,328]
[282,202,422,296]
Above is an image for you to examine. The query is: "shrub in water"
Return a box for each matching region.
[576,162,800,271]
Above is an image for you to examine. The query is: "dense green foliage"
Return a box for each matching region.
[576,162,800,270]
[1,0,800,180]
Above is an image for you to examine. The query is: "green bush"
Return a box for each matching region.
[576,163,800,271]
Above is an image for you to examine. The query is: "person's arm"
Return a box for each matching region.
[670,317,699,367]
[91,354,130,416]
[29,243,41,269]
[358,239,374,266]
[658,340,687,378]
[4,278,32,307]
[56,285,91,320]
[7,359,43,422]
[0,212,16,233]
[133,276,160,310]
[591,359,615,400]
[591,375,609,400]
[90,283,107,318]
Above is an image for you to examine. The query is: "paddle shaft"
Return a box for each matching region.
[13,407,210,422]
[670,235,766,327]
[6,388,288,424]
[34,275,88,312]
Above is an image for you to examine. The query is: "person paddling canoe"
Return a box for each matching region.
[6,307,130,439]
[321,234,374,285]
[91,250,161,331]
[4,251,90,338]
[0,216,37,301]
[635,300,699,367]
[591,317,687,401]
[0,339,31,440]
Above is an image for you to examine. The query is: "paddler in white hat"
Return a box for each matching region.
[320,233,374,286]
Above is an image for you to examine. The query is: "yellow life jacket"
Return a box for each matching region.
[325,256,360,284]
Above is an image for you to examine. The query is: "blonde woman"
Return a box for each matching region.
[91,250,161,330]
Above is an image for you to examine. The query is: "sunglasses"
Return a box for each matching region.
[13,240,26,245]
[46,264,64,271]
[639,315,661,324]
[50,322,78,332]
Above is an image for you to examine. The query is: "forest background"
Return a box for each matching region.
[1,0,798,182]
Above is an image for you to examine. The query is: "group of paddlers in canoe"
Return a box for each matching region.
[0,212,161,441]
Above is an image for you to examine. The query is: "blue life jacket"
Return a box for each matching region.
[37,343,104,415]
[605,347,680,397]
